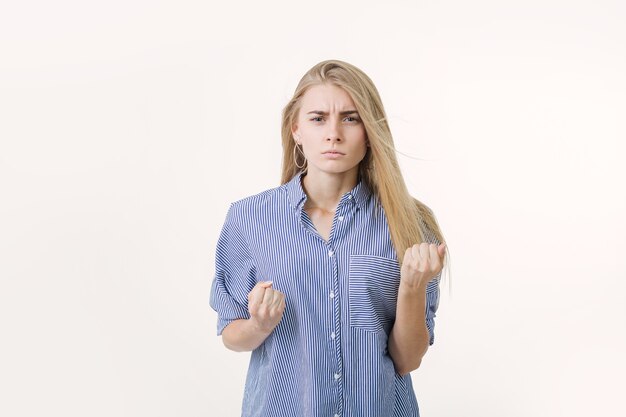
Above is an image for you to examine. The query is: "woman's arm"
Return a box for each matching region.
[221,281,286,352]
[221,318,274,352]
[388,242,445,376]
[387,282,430,376]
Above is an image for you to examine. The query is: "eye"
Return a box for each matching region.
[309,116,360,122]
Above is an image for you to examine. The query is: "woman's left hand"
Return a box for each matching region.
[400,242,446,290]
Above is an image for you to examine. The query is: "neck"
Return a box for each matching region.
[301,167,359,212]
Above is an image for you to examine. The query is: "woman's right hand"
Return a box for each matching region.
[247,281,286,334]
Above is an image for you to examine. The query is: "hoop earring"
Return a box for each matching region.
[293,144,307,170]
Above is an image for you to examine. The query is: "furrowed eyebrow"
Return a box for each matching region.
[306,110,359,116]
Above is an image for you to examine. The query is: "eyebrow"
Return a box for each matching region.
[306,110,359,116]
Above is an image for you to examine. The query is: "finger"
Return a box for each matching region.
[403,247,413,265]
[272,291,285,308]
[249,280,273,295]
[276,296,286,313]
[269,293,285,314]
[267,290,280,306]
[419,242,430,260]
[428,243,439,269]
[262,287,275,306]
[249,281,271,306]
[438,243,447,260]
[411,244,421,263]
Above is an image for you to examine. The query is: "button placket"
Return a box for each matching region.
[325,228,343,415]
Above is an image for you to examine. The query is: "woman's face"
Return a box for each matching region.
[292,83,368,177]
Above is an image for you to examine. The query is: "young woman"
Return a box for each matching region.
[210,59,449,417]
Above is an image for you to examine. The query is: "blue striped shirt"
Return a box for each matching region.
[209,171,441,417]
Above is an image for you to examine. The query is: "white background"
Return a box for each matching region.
[1,1,625,416]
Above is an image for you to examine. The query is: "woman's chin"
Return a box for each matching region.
[307,163,361,176]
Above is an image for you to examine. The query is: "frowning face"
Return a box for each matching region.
[292,83,368,177]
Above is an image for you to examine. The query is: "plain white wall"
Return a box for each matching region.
[1,1,625,416]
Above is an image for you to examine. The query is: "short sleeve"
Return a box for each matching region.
[209,204,257,336]
[422,219,442,346]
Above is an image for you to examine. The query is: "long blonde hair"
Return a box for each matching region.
[280,59,450,284]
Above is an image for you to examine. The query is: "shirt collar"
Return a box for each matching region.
[285,170,372,211]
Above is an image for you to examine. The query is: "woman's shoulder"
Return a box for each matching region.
[228,182,290,217]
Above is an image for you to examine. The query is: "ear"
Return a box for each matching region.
[292,126,301,144]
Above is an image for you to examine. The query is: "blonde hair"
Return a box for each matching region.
[280,59,451,286]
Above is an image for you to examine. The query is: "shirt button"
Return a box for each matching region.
[334,373,340,380]
[334,414,340,417]
[328,250,334,257]
[338,216,344,221]
[331,332,335,339]
[348,194,353,200]
[329,291,334,298]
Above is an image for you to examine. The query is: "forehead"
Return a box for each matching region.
[300,84,356,109]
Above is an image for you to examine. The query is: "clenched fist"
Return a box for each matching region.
[247,281,286,334]
[400,242,446,290]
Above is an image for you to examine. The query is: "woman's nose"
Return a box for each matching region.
[326,125,342,142]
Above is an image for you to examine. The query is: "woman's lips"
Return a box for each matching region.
[323,151,345,159]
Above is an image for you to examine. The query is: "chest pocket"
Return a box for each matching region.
[348,254,401,333]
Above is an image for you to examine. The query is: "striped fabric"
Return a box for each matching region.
[209,171,441,417]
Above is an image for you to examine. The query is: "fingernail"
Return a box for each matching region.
[265,281,273,285]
